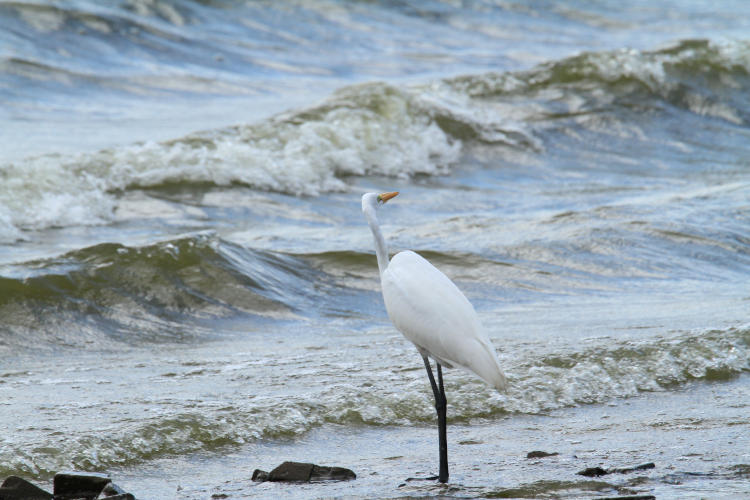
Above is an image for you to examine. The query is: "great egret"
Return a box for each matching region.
[361,191,507,483]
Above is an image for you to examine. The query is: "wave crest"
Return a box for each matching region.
[447,39,750,123]
[0,235,307,348]
[3,40,749,237]
[1,326,745,477]
[0,82,461,238]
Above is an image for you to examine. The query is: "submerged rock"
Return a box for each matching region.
[611,462,656,474]
[578,462,655,477]
[578,466,609,477]
[252,461,356,482]
[526,451,559,459]
[597,496,656,500]
[54,472,111,500]
[0,476,52,500]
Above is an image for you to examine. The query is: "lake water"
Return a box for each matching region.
[1,1,749,498]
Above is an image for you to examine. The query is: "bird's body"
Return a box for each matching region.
[361,191,506,483]
[382,250,507,392]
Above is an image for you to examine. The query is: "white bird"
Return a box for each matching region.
[361,191,506,483]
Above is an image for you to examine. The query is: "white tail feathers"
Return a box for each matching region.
[471,345,508,393]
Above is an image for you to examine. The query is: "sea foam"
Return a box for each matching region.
[3,39,749,239]
[0,83,460,239]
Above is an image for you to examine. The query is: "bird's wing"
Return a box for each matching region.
[381,251,506,391]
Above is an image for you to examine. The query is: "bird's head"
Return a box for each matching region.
[361,191,399,213]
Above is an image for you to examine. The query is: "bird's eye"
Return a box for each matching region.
[376,195,382,203]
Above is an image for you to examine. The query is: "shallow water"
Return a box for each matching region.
[1,1,749,498]
[112,375,750,499]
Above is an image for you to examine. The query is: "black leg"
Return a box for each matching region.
[436,363,448,483]
[422,356,449,483]
[422,355,440,402]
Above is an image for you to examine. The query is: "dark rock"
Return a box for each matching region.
[0,476,52,500]
[526,451,559,459]
[310,465,356,482]
[611,462,656,474]
[253,462,356,482]
[577,466,609,477]
[53,472,110,500]
[98,481,135,499]
[598,496,655,500]
[269,462,314,482]
[251,470,269,482]
[578,462,656,477]
[100,482,126,496]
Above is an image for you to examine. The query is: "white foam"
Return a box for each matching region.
[0,155,115,241]
[0,82,461,236]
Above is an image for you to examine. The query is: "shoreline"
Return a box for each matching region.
[91,375,748,499]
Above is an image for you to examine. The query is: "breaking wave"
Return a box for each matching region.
[0,234,317,347]
[1,325,746,478]
[2,40,749,239]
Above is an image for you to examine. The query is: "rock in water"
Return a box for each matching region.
[53,472,110,500]
[251,470,269,482]
[99,482,136,499]
[309,465,356,481]
[577,466,608,477]
[598,496,656,500]
[611,462,655,474]
[0,476,52,500]
[269,462,315,482]
[252,462,356,482]
[578,462,656,477]
[526,451,559,459]
[101,482,126,496]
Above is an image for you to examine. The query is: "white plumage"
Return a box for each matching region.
[382,250,507,392]
[361,190,506,482]
[361,191,506,392]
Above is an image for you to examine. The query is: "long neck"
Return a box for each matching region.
[364,206,389,276]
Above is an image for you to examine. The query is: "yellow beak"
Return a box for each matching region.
[378,191,399,203]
